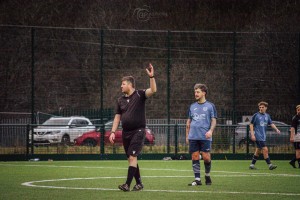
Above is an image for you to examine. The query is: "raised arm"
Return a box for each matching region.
[145,63,157,98]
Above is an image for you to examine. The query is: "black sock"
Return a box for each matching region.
[290,157,296,163]
[297,158,300,167]
[126,166,137,186]
[134,164,142,184]
[204,161,211,174]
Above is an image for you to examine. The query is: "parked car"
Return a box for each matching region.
[234,121,290,147]
[32,116,96,145]
[74,121,155,146]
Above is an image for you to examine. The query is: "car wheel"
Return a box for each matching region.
[61,135,70,145]
[83,138,96,147]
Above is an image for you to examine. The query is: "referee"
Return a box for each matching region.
[289,104,300,168]
[109,63,157,192]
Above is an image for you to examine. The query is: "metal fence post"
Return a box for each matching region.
[246,125,250,155]
[99,29,105,155]
[31,28,35,125]
[298,33,300,103]
[30,125,34,155]
[167,30,171,154]
[232,32,237,124]
[26,124,30,158]
[232,125,236,154]
[174,124,178,156]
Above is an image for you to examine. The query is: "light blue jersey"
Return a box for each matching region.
[188,101,217,141]
[251,112,272,141]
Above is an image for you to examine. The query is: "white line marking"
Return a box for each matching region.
[2,163,299,177]
[21,176,300,196]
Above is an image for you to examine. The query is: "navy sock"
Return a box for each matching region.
[251,155,258,165]
[192,160,200,179]
[204,161,211,174]
[265,157,271,165]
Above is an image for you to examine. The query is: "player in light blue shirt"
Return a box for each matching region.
[249,101,280,170]
[186,83,217,186]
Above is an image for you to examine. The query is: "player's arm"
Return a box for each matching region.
[270,123,280,134]
[290,127,295,143]
[186,118,191,144]
[205,118,216,139]
[250,123,256,141]
[145,63,157,98]
[109,114,121,144]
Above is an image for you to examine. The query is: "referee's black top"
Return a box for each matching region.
[291,114,300,134]
[115,89,147,132]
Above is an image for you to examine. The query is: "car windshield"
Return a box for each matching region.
[43,118,70,126]
[104,121,122,130]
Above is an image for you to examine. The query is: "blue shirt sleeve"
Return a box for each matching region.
[187,106,192,119]
[211,103,217,119]
[250,113,257,124]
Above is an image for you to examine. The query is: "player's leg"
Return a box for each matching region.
[188,140,202,186]
[249,144,261,169]
[201,140,212,185]
[129,129,145,191]
[289,143,297,168]
[295,142,300,168]
[134,164,142,184]
[118,136,132,191]
[261,143,277,170]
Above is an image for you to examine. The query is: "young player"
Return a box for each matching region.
[186,83,217,186]
[249,101,280,170]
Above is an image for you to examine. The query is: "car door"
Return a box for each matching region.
[69,119,90,141]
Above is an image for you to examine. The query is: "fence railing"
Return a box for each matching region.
[1,26,299,126]
[0,124,294,159]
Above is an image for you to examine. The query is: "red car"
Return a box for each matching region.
[74,121,155,147]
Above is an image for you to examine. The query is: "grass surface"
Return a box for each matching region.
[0,160,299,200]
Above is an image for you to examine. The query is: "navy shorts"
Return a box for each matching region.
[189,140,211,153]
[294,142,300,150]
[122,128,145,157]
[255,141,266,149]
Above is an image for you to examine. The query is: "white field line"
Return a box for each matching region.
[1,163,300,177]
[21,176,300,196]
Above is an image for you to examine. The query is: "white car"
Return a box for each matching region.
[33,116,95,145]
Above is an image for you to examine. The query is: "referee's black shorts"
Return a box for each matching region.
[294,142,300,150]
[122,128,146,157]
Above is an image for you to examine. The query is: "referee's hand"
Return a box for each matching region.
[109,132,115,144]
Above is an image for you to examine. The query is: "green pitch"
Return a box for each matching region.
[0,160,299,200]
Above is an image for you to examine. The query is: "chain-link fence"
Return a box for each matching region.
[0,26,299,159]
